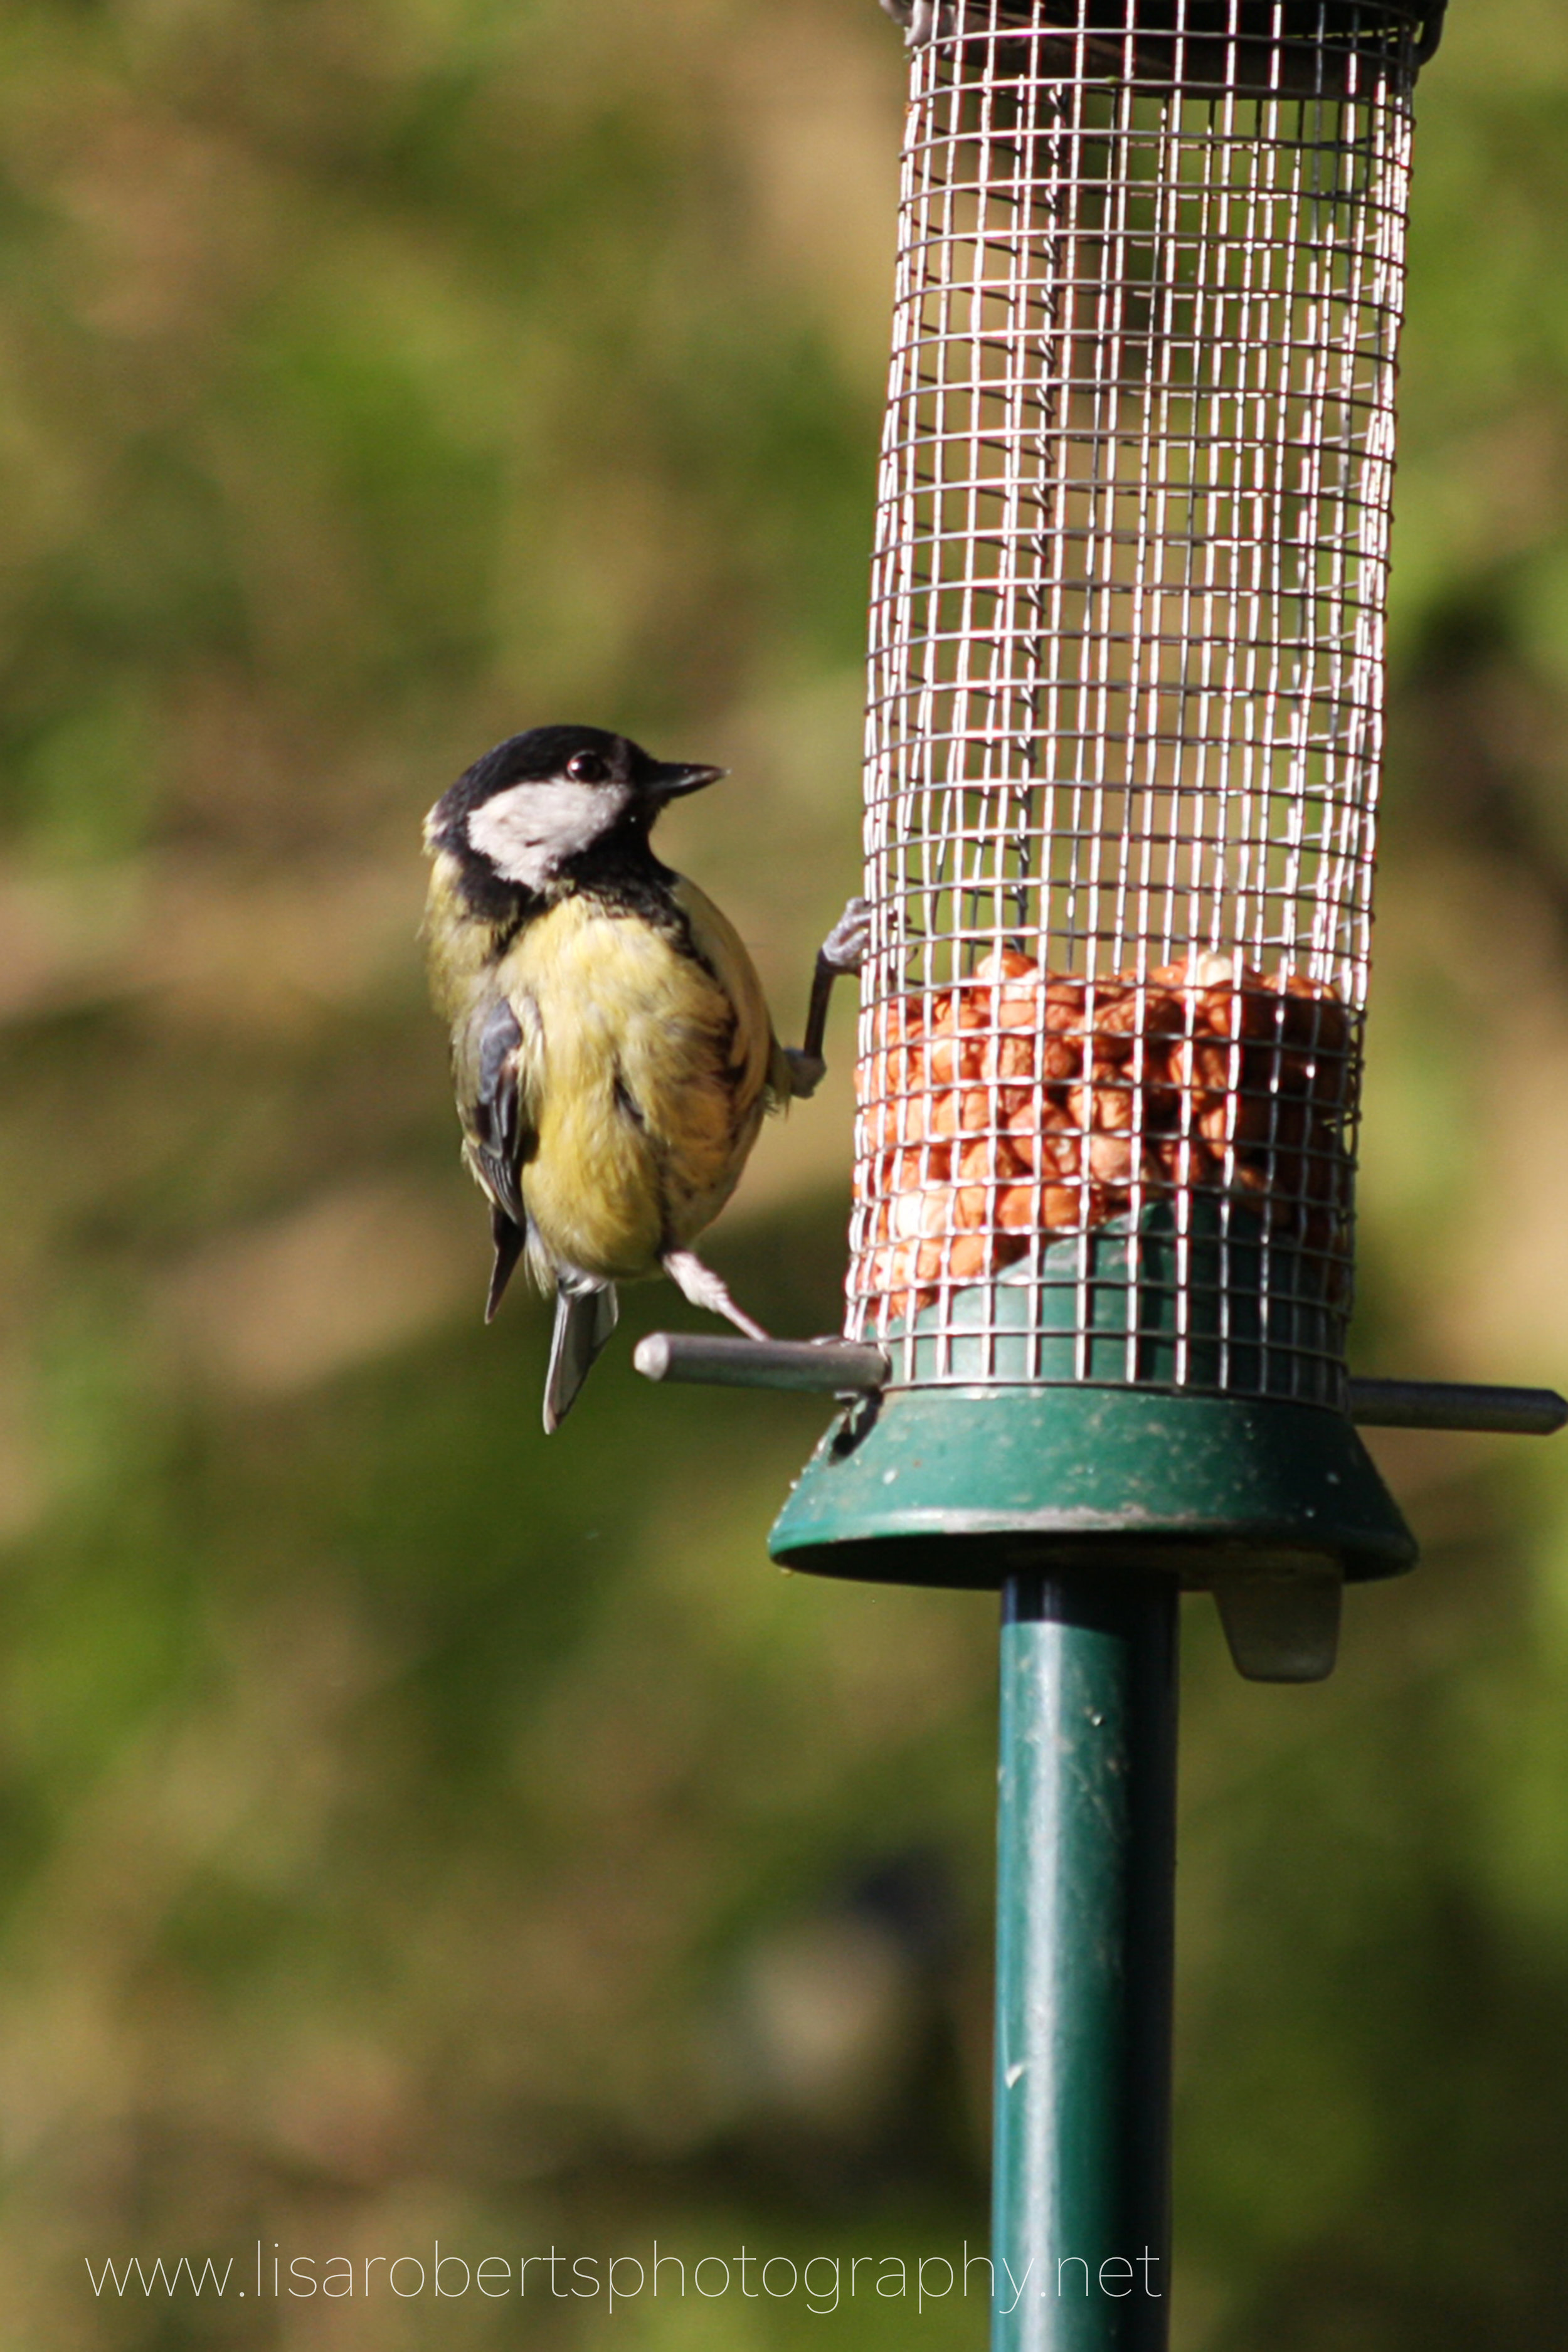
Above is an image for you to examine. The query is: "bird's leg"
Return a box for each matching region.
[662,1249,770,1342]
[783,896,873,1100]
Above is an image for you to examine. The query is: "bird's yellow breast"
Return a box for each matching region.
[497,881,780,1284]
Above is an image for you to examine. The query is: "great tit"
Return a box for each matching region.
[423,723,867,1431]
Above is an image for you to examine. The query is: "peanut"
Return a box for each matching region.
[854,950,1353,1303]
[972,947,1041,983]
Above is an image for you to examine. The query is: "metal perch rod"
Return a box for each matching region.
[637,1335,1567,1434]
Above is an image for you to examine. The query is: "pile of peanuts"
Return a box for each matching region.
[854,947,1353,1317]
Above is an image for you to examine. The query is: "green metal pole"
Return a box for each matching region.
[992,1571,1179,2352]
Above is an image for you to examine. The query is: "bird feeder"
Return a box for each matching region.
[773,0,1443,1660]
[636,3,1565,2344]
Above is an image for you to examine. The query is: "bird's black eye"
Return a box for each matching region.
[566,751,609,783]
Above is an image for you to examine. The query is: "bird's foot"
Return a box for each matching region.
[782,1046,827,1099]
[662,1250,770,1342]
[881,0,953,45]
[820,895,873,975]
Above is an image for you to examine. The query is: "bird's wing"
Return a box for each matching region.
[543,1283,619,1433]
[669,876,781,1107]
[464,992,538,1227]
[457,989,548,1321]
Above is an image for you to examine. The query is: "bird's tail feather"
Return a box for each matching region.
[543,1284,618,1433]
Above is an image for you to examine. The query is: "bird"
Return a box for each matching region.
[423,723,869,1432]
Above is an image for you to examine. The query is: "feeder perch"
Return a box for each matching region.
[635,5,1560,2345]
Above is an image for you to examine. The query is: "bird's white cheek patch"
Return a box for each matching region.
[468,781,628,888]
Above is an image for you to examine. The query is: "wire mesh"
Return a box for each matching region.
[847,0,1419,1409]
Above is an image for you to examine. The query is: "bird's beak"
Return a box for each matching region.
[644,760,726,802]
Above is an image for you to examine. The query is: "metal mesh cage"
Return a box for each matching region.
[847,0,1420,1410]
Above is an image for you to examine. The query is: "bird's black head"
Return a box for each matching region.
[425,724,724,908]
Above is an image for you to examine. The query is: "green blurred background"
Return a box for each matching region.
[0,1,1565,2344]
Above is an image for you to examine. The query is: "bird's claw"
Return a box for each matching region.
[783,1046,827,1100]
[880,0,953,45]
[821,896,873,975]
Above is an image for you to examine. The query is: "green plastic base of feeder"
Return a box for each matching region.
[770,1202,1414,1597]
[768,1383,1415,1590]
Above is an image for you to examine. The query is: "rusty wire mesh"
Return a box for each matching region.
[847,0,1420,1406]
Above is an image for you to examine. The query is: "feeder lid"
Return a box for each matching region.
[889,0,1447,90]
